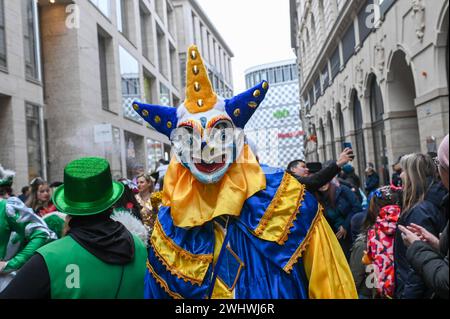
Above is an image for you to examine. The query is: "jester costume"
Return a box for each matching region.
[0,165,56,291]
[133,46,357,299]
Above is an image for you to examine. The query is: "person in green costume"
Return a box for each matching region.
[0,165,56,293]
[0,157,148,299]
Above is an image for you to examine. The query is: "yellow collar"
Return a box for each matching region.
[162,145,266,227]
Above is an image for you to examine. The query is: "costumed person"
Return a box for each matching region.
[132,45,357,299]
[135,173,161,233]
[0,165,56,293]
[0,158,147,299]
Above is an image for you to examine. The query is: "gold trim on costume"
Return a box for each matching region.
[283,204,324,274]
[150,219,213,286]
[253,173,305,244]
[147,260,184,299]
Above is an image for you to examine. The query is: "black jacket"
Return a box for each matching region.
[290,161,341,193]
[406,195,449,299]
[394,181,448,299]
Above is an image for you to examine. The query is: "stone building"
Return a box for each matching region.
[244,60,304,168]
[1,0,46,188]
[290,0,449,183]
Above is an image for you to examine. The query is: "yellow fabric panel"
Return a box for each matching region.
[150,219,213,286]
[211,277,234,299]
[162,144,266,227]
[253,173,305,244]
[302,210,358,299]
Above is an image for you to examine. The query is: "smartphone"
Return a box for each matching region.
[343,142,355,160]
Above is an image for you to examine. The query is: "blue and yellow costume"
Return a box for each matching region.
[133,45,357,299]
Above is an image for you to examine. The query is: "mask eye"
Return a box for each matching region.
[171,126,200,155]
[209,120,234,146]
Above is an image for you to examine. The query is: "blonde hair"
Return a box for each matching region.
[400,153,436,214]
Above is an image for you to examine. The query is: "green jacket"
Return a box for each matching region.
[0,198,56,272]
[37,234,147,299]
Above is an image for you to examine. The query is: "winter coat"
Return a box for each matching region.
[322,184,363,233]
[405,195,449,299]
[365,172,380,194]
[394,181,447,299]
[349,234,374,299]
[366,205,401,298]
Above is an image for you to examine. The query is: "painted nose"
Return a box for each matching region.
[201,141,207,150]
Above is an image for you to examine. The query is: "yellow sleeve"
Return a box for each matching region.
[302,210,358,299]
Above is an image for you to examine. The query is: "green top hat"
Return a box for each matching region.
[53,157,124,216]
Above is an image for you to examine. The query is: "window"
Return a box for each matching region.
[159,82,170,106]
[309,87,315,105]
[275,67,283,83]
[102,126,123,180]
[369,75,389,185]
[140,3,154,62]
[167,3,175,36]
[155,0,165,21]
[89,0,110,17]
[119,46,142,122]
[0,0,6,69]
[342,24,356,65]
[147,138,164,173]
[98,30,112,110]
[156,26,168,77]
[179,52,186,88]
[283,65,291,82]
[192,14,198,45]
[358,0,374,44]
[143,70,156,104]
[26,103,44,181]
[125,131,145,179]
[330,46,340,79]
[23,0,40,81]
[116,0,134,41]
[314,76,321,98]
[353,92,367,179]
[169,44,178,87]
[321,64,329,91]
[268,68,275,83]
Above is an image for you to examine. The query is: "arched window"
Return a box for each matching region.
[369,75,389,185]
[319,118,326,161]
[328,111,336,159]
[353,91,366,179]
[337,103,345,140]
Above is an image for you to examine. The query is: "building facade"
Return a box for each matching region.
[2,0,210,188]
[244,60,304,168]
[0,0,46,188]
[290,0,449,183]
[172,0,234,98]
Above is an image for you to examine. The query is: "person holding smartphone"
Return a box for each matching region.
[287,148,355,193]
